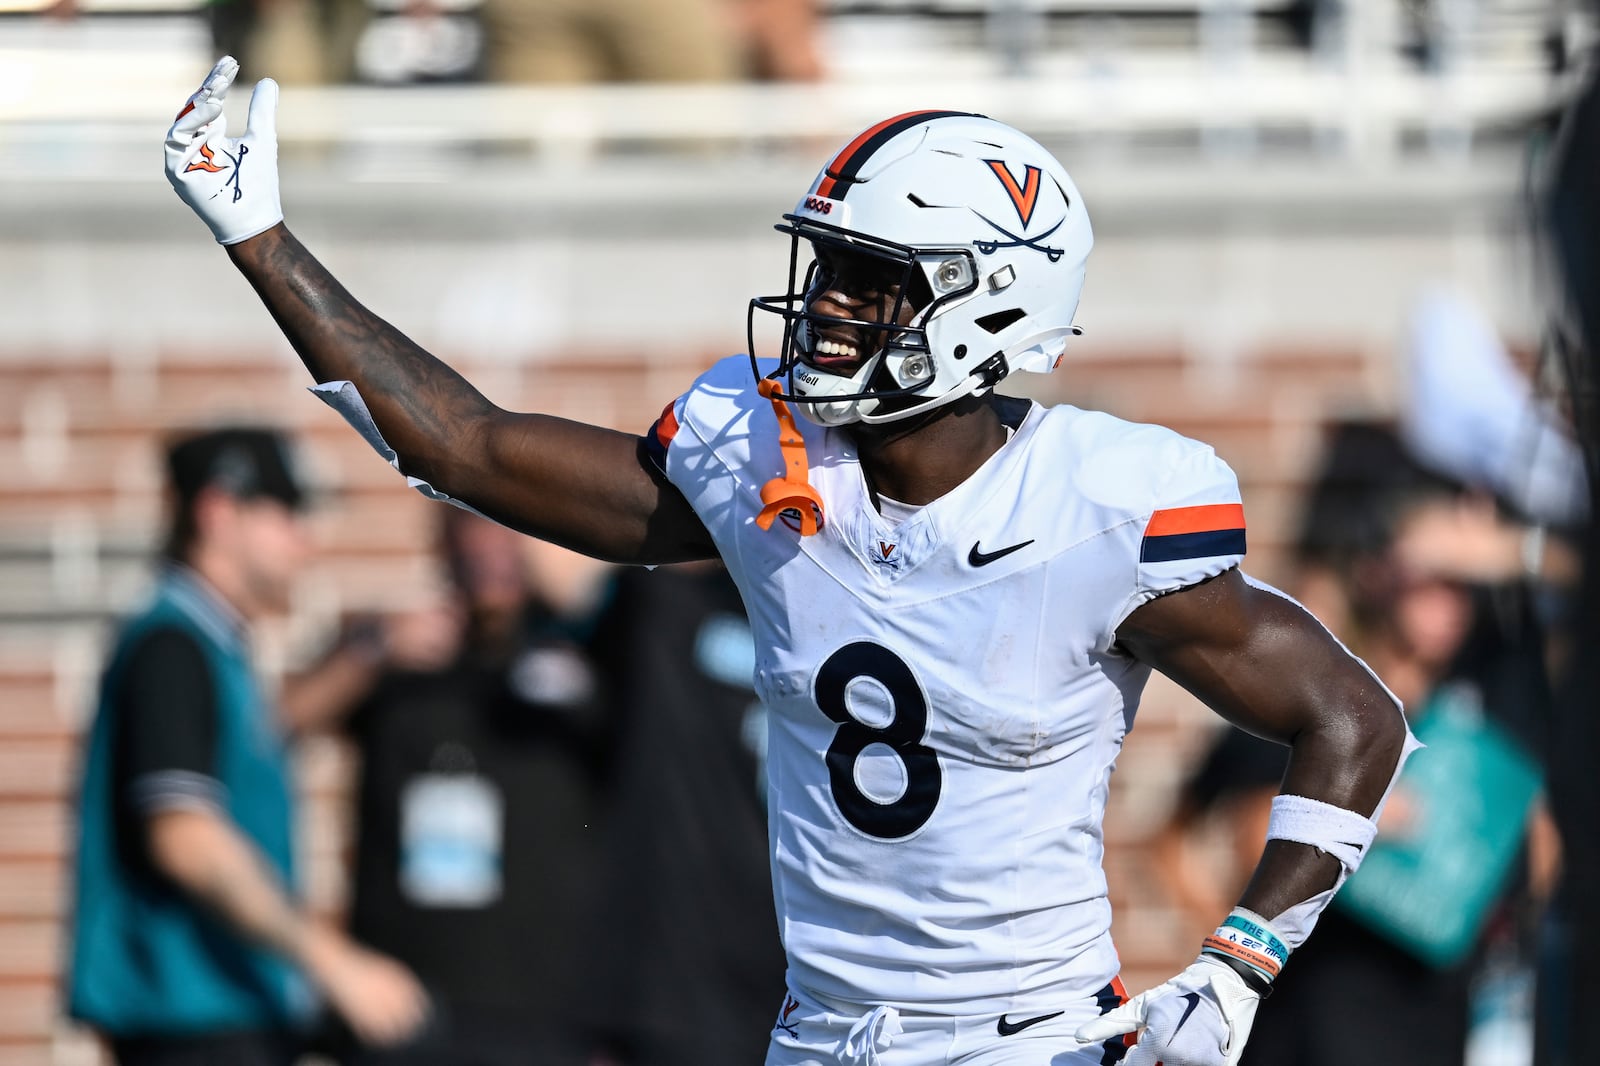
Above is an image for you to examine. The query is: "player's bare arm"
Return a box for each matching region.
[226,227,714,564]
[1115,567,1410,917]
[164,58,714,566]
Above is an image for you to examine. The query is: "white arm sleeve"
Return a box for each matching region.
[309,380,488,517]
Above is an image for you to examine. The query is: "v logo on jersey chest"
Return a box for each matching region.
[837,506,934,583]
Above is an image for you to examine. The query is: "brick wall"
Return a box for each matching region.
[0,340,1382,1064]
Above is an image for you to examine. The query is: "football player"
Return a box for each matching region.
[165,58,1416,1066]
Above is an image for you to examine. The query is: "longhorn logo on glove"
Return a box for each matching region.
[185,143,227,175]
[184,142,251,203]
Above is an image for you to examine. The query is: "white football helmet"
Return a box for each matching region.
[748,111,1093,426]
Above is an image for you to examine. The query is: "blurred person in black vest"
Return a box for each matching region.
[68,425,429,1066]
[582,562,785,1066]
[315,506,611,1066]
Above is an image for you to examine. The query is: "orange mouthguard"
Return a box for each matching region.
[755,378,825,536]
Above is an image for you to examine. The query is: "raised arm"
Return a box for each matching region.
[1078,567,1411,1066]
[165,59,715,565]
[228,226,714,563]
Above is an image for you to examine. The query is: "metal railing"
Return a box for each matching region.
[0,1,1588,172]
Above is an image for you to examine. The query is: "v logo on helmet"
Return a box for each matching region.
[984,160,1041,227]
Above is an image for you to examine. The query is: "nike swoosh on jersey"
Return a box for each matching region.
[968,539,1035,567]
[996,1009,1063,1036]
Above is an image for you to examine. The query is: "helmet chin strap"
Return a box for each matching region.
[791,350,889,427]
[752,335,1067,539]
[852,333,1072,426]
[791,321,1070,428]
[853,369,986,426]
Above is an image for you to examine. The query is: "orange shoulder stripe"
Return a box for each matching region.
[1144,503,1245,537]
[654,400,680,450]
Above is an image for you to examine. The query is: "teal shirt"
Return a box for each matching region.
[1334,682,1543,968]
[68,567,305,1034]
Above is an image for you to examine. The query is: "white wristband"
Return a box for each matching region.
[1263,772,1420,950]
[1266,794,1377,874]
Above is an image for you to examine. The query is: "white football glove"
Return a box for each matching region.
[163,56,283,245]
[1075,956,1262,1066]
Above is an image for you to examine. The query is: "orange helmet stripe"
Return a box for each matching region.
[816,110,979,200]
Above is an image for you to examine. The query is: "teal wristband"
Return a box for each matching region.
[1202,908,1291,992]
[1219,911,1290,970]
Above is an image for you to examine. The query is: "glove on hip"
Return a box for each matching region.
[1075,956,1262,1066]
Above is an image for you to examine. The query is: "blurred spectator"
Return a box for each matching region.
[582,563,784,1066]
[1402,286,1587,530]
[1291,420,1578,649]
[210,0,318,85]
[478,0,738,84]
[354,0,485,85]
[1149,726,1289,949]
[315,507,613,1066]
[733,0,822,81]
[1153,421,1560,1066]
[472,0,818,83]
[206,0,370,85]
[67,426,429,1066]
[336,0,823,86]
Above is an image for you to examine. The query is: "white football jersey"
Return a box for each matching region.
[647,356,1247,1016]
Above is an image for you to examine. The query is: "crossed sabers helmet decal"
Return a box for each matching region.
[972,212,1067,262]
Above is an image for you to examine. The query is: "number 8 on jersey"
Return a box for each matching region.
[816,642,942,839]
